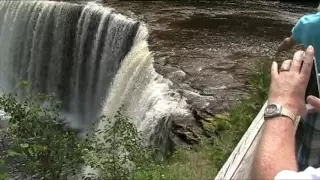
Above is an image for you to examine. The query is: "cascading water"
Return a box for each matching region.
[0,0,190,152]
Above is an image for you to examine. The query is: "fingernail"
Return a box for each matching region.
[308,45,314,51]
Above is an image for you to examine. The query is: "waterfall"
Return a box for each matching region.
[0,0,189,151]
[99,29,190,138]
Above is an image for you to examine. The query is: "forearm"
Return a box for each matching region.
[254,116,297,179]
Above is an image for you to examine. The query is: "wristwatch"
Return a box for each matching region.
[264,104,296,123]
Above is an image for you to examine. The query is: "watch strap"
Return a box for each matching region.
[264,103,300,131]
[281,107,296,123]
[272,106,300,131]
[293,116,301,133]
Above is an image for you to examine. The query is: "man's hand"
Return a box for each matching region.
[268,45,315,117]
[254,46,315,180]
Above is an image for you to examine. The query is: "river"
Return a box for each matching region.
[104,0,314,116]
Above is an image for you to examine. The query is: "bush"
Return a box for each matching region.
[0,93,85,179]
[84,108,153,180]
[0,93,154,180]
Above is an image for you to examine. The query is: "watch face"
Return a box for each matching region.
[265,104,280,117]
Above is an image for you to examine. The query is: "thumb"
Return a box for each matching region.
[307,95,320,111]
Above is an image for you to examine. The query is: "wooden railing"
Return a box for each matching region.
[214,101,300,179]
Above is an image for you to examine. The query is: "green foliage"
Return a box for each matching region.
[0,93,155,180]
[0,160,8,180]
[84,108,152,180]
[134,144,217,180]
[0,93,85,180]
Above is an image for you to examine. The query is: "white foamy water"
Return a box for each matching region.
[0,0,189,150]
[99,26,189,138]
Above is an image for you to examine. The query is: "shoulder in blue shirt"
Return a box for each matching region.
[292,12,320,67]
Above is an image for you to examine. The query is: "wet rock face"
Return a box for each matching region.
[106,1,314,145]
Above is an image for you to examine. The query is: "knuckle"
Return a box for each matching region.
[294,51,304,59]
[303,62,313,69]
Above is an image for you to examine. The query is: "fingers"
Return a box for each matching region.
[280,60,292,71]
[271,61,278,78]
[306,104,317,113]
[307,95,320,111]
[290,50,304,72]
[301,46,315,76]
[306,104,314,111]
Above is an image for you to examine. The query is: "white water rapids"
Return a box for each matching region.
[0,0,190,152]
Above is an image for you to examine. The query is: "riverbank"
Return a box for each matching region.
[134,58,271,179]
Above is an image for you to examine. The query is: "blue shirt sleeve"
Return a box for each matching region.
[292,17,305,44]
[292,14,320,47]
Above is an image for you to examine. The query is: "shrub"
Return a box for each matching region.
[0,93,85,179]
[0,93,153,180]
[84,108,153,180]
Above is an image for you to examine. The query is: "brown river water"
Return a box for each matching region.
[105,0,314,115]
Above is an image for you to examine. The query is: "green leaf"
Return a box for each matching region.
[19,143,29,148]
[32,144,47,151]
[8,149,22,156]
[0,172,8,180]
[0,160,5,167]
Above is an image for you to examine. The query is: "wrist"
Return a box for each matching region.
[265,116,298,135]
[268,98,301,116]
[266,116,293,125]
[282,103,300,117]
[264,103,298,125]
[264,107,297,132]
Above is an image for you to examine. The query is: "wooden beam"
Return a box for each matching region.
[214,101,300,179]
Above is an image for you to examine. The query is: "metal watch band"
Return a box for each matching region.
[282,107,300,132]
[281,107,296,123]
